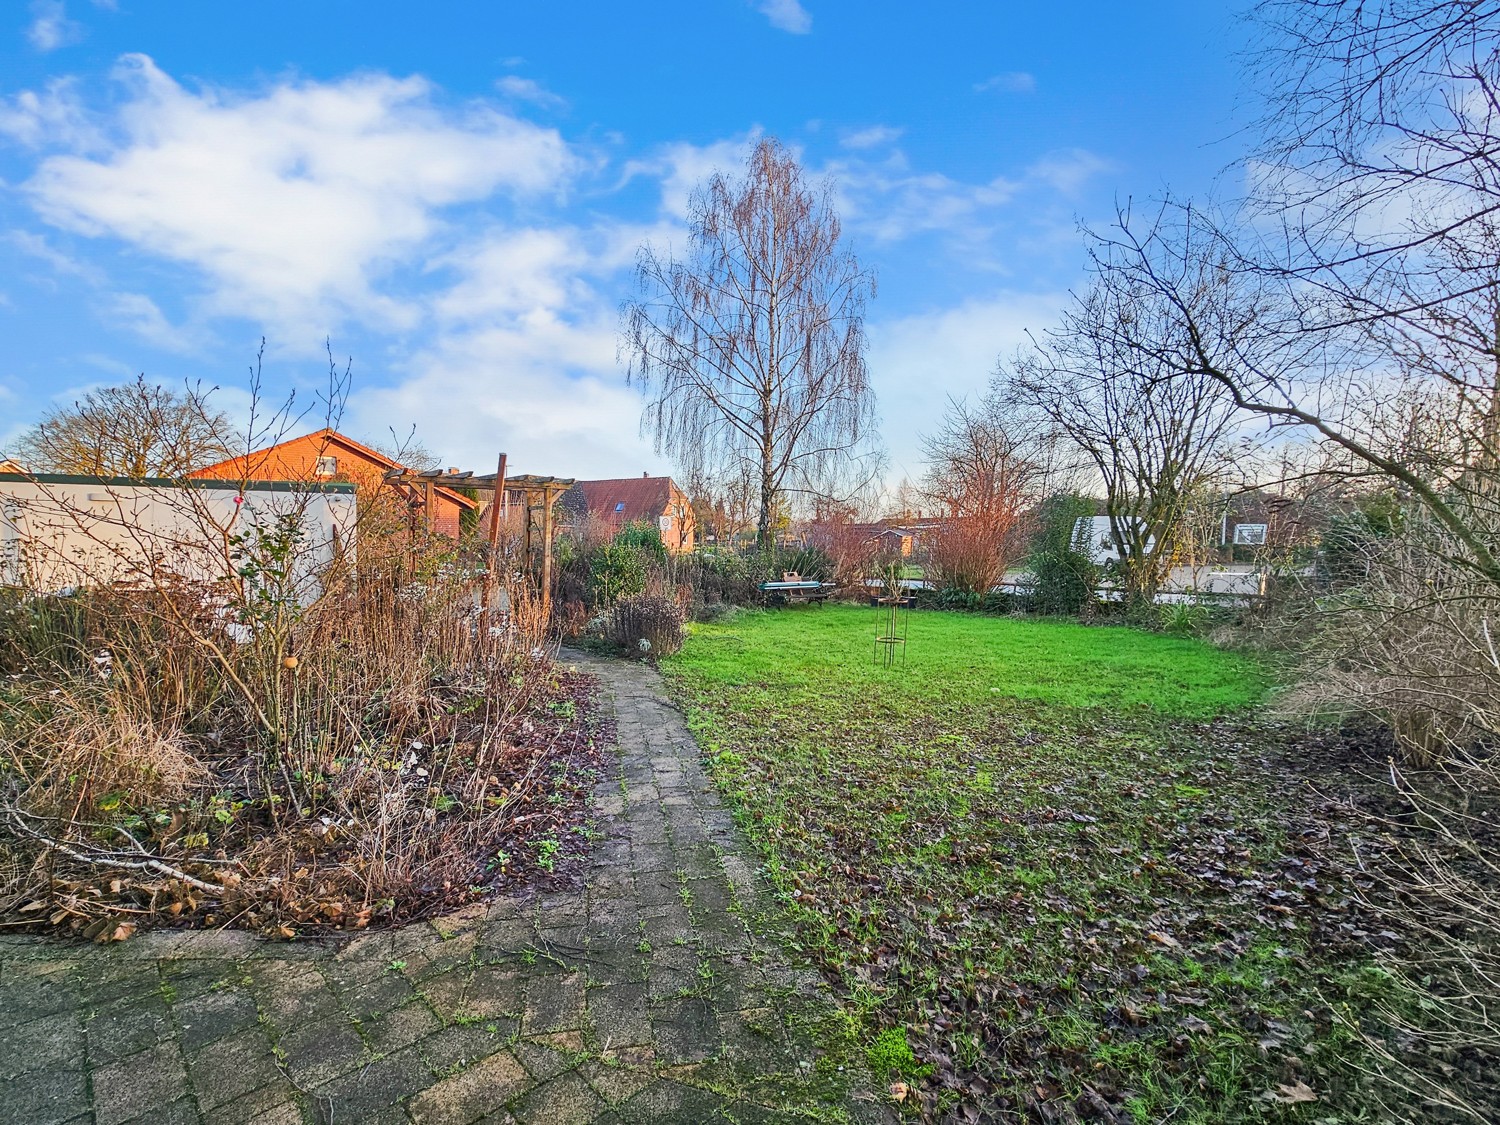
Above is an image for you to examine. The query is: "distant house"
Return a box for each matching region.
[190,427,478,538]
[0,459,25,474]
[561,474,696,553]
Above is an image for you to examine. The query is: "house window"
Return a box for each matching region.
[1233,523,1268,546]
[614,502,625,512]
[314,455,338,477]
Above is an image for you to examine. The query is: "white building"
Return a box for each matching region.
[0,472,356,597]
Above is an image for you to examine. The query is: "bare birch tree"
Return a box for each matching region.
[622,137,880,556]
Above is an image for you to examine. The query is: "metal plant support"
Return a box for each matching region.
[873,593,911,668]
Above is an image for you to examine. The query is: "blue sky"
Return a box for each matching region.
[0,1,1249,484]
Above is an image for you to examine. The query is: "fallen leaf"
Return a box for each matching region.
[889,1082,909,1103]
[1264,1080,1318,1104]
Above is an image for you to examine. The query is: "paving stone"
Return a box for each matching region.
[0,972,81,1027]
[650,994,721,1065]
[123,1096,201,1125]
[578,1058,655,1106]
[200,1080,302,1125]
[186,1026,285,1110]
[276,1015,370,1087]
[163,960,240,1002]
[176,986,263,1050]
[508,1071,606,1125]
[93,1039,189,1125]
[359,999,444,1055]
[419,1022,510,1073]
[521,971,585,1034]
[87,993,176,1064]
[615,1078,728,1124]
[585,982,653,1049]
[241,1104,306,1125]
[0,1008,82,1080]
[308,1043,432,1124]
[2,1067,90,1125]
[407,1048,528,1125]
[335,964,415,1019]
[512,1039,576,1083]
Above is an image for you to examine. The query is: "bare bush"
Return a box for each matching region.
[0,376,594,935]
[605,594,684,658]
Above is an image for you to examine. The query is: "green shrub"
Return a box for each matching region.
[587,543,648,607]
[773,545,833,581]
[1024,493,1098,616]
[614,519,668,561]
[1157,600,1209,635]
[673,549,761,608]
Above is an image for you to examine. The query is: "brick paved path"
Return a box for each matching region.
[0,652,882,1124]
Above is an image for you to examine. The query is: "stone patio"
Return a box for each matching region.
[0,652,886,1124]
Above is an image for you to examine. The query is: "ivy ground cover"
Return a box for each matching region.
[663,605,1379,1123]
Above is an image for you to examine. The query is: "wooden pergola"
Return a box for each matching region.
[382,455,575,617]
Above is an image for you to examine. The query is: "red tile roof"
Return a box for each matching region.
[561,476,677,528]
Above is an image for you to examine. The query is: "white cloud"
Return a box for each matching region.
[7,229,106,283]
[19,55,577,342]
[754,0,812,34]
[974,72,1036,94]
[1025,148,1112,196]
[840,125,902,150]
[867,293,1067,477]
[624,133,761,218]
[495,75,567,111]
[27,0,82,52]
[351,324,665,479]
[102,292,210,354]
[828,153,1021,243]
[0,79,100,148]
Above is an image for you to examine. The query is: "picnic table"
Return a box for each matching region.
[759,572,836,605]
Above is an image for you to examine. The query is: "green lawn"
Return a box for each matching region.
[663,605,1368,1123]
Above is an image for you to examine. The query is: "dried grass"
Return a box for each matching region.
[0,527,596,936]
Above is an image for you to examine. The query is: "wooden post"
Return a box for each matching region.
[487,453,508,552]
[481,453,508,635]
[541,484,555,621]
[522,491,533,585]
[423,479,434,538]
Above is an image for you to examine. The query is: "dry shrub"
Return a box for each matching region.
[1282,513,1500,1120]
[807,516,878,591]
[605,594,684,657]
[0,521,596,936]
[925,517,1020,595]
[10,694,203,820]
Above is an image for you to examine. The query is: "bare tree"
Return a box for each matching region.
[999,229,1245,606]
[10,374,233,478]
[919,394,1051,594]
[622,137,881,556]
